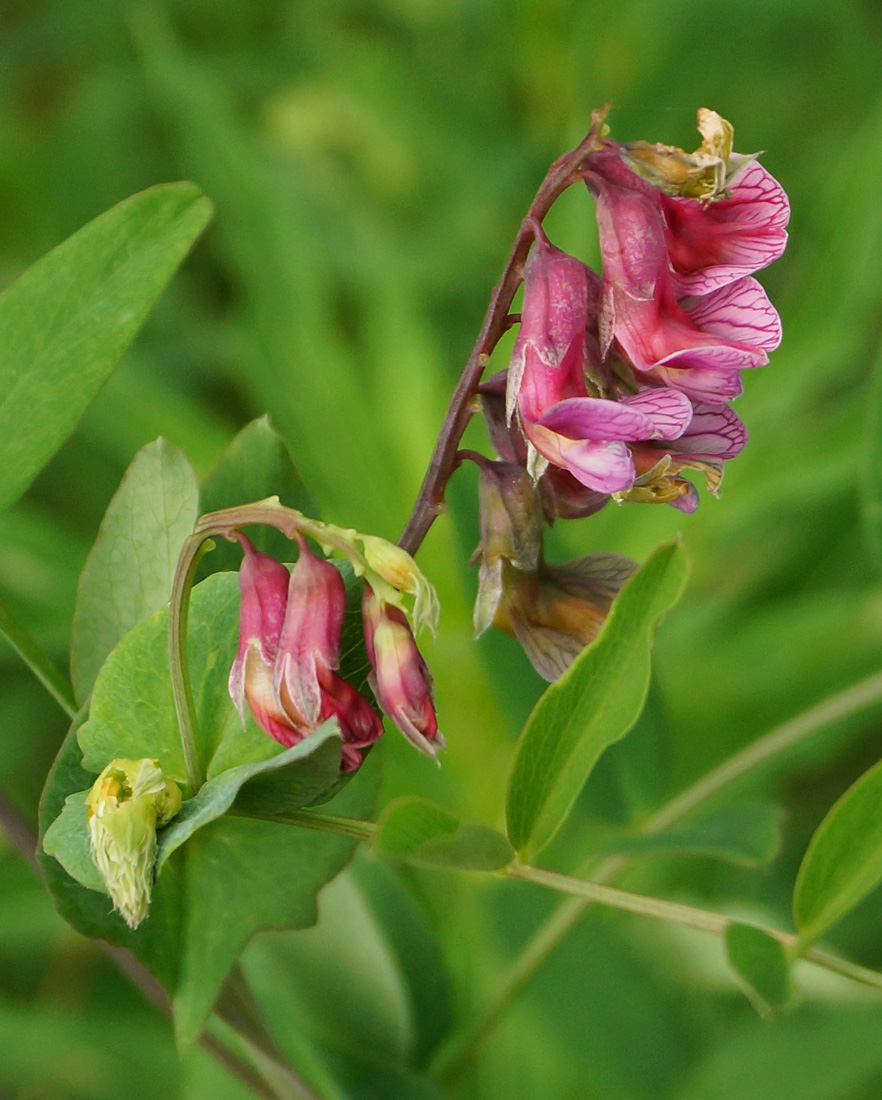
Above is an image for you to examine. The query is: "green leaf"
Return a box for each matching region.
[725,923,792,1015]
[374,797,513,871]
[0,183,212,515]
[506,540,688,860]
[42,790,106,894]
[601,803,783,867]
[793,754,882,946]
[41,569,379,1048]
[197,415,318,576]
[156,723,343,869]
[70,438,199,704]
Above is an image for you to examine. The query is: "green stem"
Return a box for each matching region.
[0,594,77,719]
[644,670,882,835]
[503,862,882,992]
[433,670,882,1082]
[168,532,210,792]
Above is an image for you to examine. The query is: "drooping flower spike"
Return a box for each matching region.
[229,533,383,772]
[229,525,442,769]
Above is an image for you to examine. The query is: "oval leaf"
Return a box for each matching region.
[375,797,513,872]
[794,755,882,946]
[70,438,199,703]
[506,540,688,860]
[725,922,792,1015]
[0,183,212,515]
[157,722,343,869]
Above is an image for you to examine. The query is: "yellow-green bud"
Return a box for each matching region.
[85,758,181,929]
[359,535,440,633]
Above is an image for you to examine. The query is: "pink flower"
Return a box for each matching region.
[662,160,790,295]
[229,534,382,772]
[589,171,779,403]
[506,225,693,493]
[362,586,443,760]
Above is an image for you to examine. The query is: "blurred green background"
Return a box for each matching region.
[3,0,882,1097]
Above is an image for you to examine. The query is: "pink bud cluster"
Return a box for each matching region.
[229,534,442,772]
[493,124,789,516]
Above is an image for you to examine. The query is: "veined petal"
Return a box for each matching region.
[682,276,782,352]
[653,363,745,404]
[536,396,655,441]
[620,388,693,440]
[664,161,790,294]
[669,403,747,459]
[653,338,768,373]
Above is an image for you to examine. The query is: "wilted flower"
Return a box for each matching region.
[229,533,383,772]
[472,459,636,680]
[362,586,444,760]
[85,757,181,929]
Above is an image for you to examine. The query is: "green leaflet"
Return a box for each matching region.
[0,184,211,516]
[70,439,199,703]
[506,541,688,860]
[794,754,882,947]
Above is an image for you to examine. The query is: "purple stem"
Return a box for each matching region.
[397,107,609,555]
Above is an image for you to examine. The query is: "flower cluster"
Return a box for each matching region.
[473,109,788,678]
[229,532,442,771]
[494,109,788,518]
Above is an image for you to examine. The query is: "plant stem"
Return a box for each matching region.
[503,862,882,992]
[397,108,609,556]
[0,594,78,719]
[432,670,882,1082]
[168,532,210,792]
[216,966,326,1100]
[645,670,882,834]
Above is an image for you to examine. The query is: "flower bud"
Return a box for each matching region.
[85,758,181,929]
[362,586,444,760]
[229,534,383,771]
[359,534,440,634]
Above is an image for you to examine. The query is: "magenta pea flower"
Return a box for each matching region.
[362,585,444,760]
[662,160,790,295]
[229,534,383,772]
[506,224,694,493]
[588,172,780,403]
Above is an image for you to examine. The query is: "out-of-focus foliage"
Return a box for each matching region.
[3,0,882,1097]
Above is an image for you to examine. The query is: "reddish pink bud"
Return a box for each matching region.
[275,534,346,729]
[362,586,443,760]
[228,534,295,743]
[229,534,382,771]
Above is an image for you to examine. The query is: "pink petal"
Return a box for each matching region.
[670,404,747,459]
[653,363,745,404]
[536,397,655,442]
[664,161,790,294]
[682,277,782,352]
[528,425,635,493]
[620,388,693,440]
